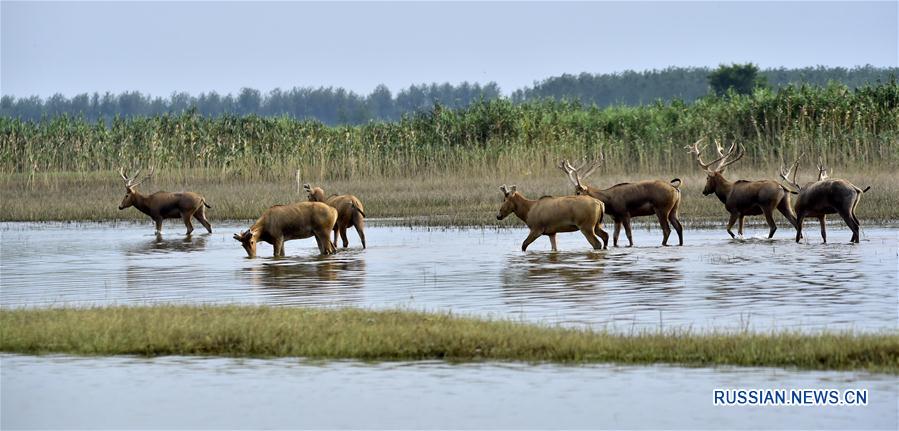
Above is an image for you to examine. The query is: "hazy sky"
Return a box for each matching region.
[2,1,897,98]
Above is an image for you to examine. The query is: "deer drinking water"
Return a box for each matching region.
[496,185,609,251]
[779,156,870,243]
[304,183,366,249]
[558,155,683,246]
[117,168,212,235]
[685,139,798,239]
[233,202,338,258]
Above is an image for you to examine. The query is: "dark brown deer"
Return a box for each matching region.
[304,183,366,249]
[685,139,798,239]
[117,168,212,235]
[558,155,683,247]
[496,185,609,251]
[779,156,870,243]
[233,202,338,258]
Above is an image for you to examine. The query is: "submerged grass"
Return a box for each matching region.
[2,167,897,225]
[1,306,897,373]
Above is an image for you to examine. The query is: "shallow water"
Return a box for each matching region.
[1,222,896,331]
[1,354,895,429]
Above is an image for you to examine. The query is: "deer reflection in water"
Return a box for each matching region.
[241,254,366,306]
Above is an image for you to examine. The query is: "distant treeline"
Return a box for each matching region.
[2,66,896,125]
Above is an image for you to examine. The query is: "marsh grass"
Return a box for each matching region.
[1,306,897,373]
[1,167,896,225]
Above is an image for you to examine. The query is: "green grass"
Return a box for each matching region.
[1,167,896,225]
[1,306,897,373]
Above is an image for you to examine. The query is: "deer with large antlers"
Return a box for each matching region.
[117,168,213,235]
[779,156,871,243]
[685,139,798,239]
[496,185,609,251]
[559,155,683,246]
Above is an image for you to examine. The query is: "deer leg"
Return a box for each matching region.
[315,230,334,255]
[777,198,800,239]
[762,207,777,239]
[655,210,671,246]
[726,213,738,238]
[579,227,603,250]
[273,238,285,257]
[668,211,684,246]
[154,217,163,234]
[194,207,212,233]
[339,227,349,248]
[838,209,860,243]
[737,215,745,237]
[594,224,609,249]
[622,217,634,247]
[612,220,622,247]
[332,228,339,248]
[182,213,195,236]
[521,230,542,252]
[548,234,558,251]
[795,214,805,243]
[353,212,366,249]
[818,215,827,243]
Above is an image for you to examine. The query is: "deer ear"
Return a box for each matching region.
[303,183,311,189]
[510,185,517,193]
[233,233,242,241]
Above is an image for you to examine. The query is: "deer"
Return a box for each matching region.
[117,168,212,235]
[558,154,683,247]
[779,155,871,243]
[233,202,338,258]
[685,138,799,239]
[496,185,609,251]
[304,183,366,249]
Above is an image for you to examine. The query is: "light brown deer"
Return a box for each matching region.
[496,185,609,251]
[304,184,366,249]
[117,168,212,235]
[779,156,870,243]
[685,139,798,239]
[559,155,683,247]
[233,202,338,258]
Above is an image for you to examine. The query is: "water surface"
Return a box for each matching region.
[2,354,895,430]
[1,222,896,332]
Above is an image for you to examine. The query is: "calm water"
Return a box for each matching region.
[2,354,895,430]
[1,222,896,331]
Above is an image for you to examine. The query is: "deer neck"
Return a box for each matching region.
[131,190,154,215]
[511,194,535,222]
[713,175,733,204]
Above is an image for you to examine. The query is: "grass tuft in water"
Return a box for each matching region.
[1,306,896,373]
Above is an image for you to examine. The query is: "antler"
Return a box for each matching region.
[559,154,603,189]
[779,152,804,191]
[715,141,744,172]
[685,138,724,171]
[120,167,154,188]
[816,157,829,181]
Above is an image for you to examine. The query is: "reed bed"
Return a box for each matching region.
[2,306,896,373]
[1,167,896,224]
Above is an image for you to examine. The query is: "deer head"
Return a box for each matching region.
[816,157,829,181]
[497,184,519,220]
[118,167,154,210]
[685,138,744,195]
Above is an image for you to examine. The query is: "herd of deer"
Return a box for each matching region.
[117,139,870,257]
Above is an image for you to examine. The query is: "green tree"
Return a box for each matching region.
[708,63,768,96]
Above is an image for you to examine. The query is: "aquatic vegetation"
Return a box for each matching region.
[1,306,897,373]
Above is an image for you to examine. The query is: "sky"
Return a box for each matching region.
[2,1,897,98]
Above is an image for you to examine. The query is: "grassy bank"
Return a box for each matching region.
[1,306,897,373]
[1,167,896,224]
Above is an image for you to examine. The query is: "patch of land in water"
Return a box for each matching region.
[2,306,897,373]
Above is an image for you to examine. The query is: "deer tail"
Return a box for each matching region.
[203,200,213,208]
[669,178,682,189]
[352,201,366,218]
[862,186,871,193]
